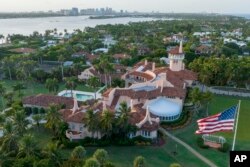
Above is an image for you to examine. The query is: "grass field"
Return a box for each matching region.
[0,79,98,110]
[29,127,207,167]
[171,95,250,167]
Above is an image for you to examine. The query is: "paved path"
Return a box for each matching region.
[159,127,217,167]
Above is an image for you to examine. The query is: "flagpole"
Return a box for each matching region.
[232,100,241,151]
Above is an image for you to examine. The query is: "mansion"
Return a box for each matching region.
[59,41,197,140]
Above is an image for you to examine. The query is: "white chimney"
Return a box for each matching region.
[179,40,183,53]
[103,102,106,110]
[130,99,134,112]
[183,82,186,89]
[161,80,164,93]
[152,62,155,71]
[145,59,148,65]
[71,97,79,114]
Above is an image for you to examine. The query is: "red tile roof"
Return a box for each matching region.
[10,48,36,54]
[129,104,159,131]
[102,88,114,97]
[128,71,154,81]
[168,47,183,55]
[22,94,74,109]
[113,53,131,59]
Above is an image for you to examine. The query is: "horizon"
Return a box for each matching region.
[0,0,250,14]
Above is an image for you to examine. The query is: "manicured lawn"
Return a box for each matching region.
[0,79,98,110]
[27,127,207,167]
[171,95,250,167]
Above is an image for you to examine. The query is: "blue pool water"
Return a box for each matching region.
[62,92,94,101]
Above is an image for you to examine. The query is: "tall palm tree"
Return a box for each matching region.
[13,110,29,136]
[3,92,14,107]
[45,105,62,135]
[189,88,202,114]
[202,91,213,116]
[83,109,99,138]
[0,83,6,109]
[100,110,114,138]
[58,55,65,80]
[2,57,14,80]
[64,77,77,97]
[43,141,62,167]
[32,114,43,129]
[12,83,26,97]
[45,78,59,94]
[0,121,19,156]
[116,102,130,138]
[94,56,114,86]
[87,76,100,100]
[18,134,38,157]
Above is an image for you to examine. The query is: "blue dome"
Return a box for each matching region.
[148,97,182,117]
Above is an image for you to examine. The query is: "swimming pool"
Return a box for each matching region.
[58,90,95,102]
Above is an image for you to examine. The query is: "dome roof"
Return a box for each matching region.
[148,97,182,117]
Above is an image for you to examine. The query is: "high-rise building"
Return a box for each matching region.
[71,7,79,16]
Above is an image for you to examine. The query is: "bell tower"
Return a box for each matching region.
[168,41,185,71]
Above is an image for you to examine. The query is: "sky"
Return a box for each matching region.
[0,0,249,14]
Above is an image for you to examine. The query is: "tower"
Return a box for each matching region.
[168,41,185,71]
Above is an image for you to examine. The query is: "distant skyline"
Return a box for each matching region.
[0,0,249,14]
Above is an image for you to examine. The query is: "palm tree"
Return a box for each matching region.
[0,121,19,156]
[83,109,99,138]
[84,158,100,167]
[93,149,108,166]
[13,110,29,136]
[202,91,213,116]
[43,141,62,166]
[87,76,100,100]
[2,57,14,80]
[58,55,65,80]
[3,92,14,107]
[45,105,62,135]
[133,156,146,167]
[94,56,114,86]
[71,146,86,159]
[12,83,26,97]
[100,110,114,138]
[116,102,130,138]
[189,88,202,114]
[32,114,43,128]
[64,77,77,97]
[18,134,38,157]
[0,83,6,109]
[45,78,59,94]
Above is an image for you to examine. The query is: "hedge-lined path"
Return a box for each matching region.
[159,127,217,167]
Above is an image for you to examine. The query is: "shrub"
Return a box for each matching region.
[170,163,182,167]
[160,110,191,128]
[61,103,66,109]
[196,137,209,149]
[24,107,32,116]
[218,143,230,152]
[39,108,46,114]
[32,107,39,114]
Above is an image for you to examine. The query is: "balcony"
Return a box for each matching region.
[66,130,84,140]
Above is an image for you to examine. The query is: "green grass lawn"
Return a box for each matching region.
[0,79,98,110]
[171,95,250,167]
[26,126,207,167]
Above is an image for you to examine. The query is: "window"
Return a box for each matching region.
[142,131,151,137]
[80,126,83,131]
[71,124,75,130]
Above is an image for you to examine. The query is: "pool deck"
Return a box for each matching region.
[58,87,104,101]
